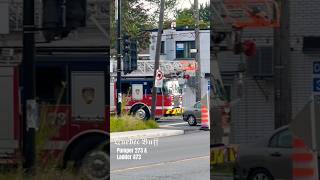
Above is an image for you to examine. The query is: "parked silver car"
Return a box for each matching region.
[182,101,201,126]
[234,126,293,180]
[234,126,320,180]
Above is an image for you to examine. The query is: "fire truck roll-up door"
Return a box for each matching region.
[71,72,105,121]
[110,82,115,113]
[0,67,18,155]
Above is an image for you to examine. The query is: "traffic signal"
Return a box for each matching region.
[123,55,131,74]
[130,40,138,71]
[42,0,63,42]
[122,34,131,74]
[42,0,87,42]
[122,34,130,54]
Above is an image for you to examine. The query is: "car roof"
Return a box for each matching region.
[252,125,289,146]
[273,125,289,134]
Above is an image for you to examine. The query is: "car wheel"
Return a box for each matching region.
[248,168,274,180]
[187,115,197,126]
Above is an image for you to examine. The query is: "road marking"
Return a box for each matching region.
[111,155,209,173]
[159,122,187,127]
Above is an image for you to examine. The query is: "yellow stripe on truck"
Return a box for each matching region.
[165,108,183,115]
[165,109,172,114]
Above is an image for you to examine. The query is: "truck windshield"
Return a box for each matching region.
[163,80,181,95]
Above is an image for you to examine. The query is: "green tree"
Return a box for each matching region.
[175,3,210,30]
[110,0,177,52]
[200,3,210,23]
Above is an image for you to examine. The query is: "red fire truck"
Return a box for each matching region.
[0,53,108,179]
[111,75,183,120]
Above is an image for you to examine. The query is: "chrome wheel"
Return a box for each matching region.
[135,108,146,120]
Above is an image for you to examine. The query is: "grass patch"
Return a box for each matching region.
[110,115,159,132]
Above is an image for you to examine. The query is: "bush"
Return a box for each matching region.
[110,115,158,132]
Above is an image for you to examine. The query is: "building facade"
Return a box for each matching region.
[215,0,320,144]
[149,29,211,106]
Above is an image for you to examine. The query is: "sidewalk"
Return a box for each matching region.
[110,129,184,143]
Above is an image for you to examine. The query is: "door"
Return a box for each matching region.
[267,129,293,179]
[110,82,115,113]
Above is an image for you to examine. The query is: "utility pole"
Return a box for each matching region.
[274,0,291,128]
[151,0,165,120]
[116,0,122,116]
[194,0,201,102]
[22,0,36,173]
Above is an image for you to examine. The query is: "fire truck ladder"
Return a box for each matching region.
[111,60,188,76]
[138,60,185,75]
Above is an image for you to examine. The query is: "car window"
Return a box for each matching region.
[269,134,278,147]
[269,129,293,148]
[278,130,293,148]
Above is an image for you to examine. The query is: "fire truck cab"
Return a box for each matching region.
[112,75,183,120]
[0,53,109,179]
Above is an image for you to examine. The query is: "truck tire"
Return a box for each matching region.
[70,137,109,180]
[132,106,150,120]
[80,149,109,180]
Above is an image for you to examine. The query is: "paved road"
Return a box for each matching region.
[157,116,203,133]
[110,130,210,180]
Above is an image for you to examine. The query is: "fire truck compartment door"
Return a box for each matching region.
[0,67,18,151]
[71,72,105,121]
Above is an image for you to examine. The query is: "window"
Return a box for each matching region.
[278,130,293,148]
[224,85,231,101]
[36,66,67,104]
[121,82,131,95]
[246,46,273,77]
[269,129,293,148]
[176,41,196,59]
[161,41,165,54]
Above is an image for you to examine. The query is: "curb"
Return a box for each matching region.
[110,129,184,143]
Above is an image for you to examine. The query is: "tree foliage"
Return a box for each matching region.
[175,3,210,30]
[110,0,177,52]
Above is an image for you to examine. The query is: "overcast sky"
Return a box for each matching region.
[142,0,209,19]
[176,0,209,9]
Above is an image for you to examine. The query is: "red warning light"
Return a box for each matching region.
[243,40,256,57]
[183,74,191,80]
